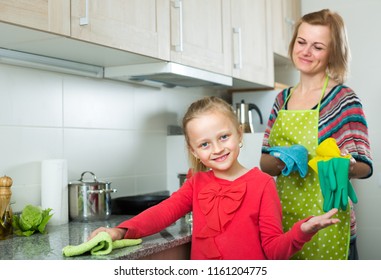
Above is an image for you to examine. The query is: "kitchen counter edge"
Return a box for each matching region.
[0,215,192,260]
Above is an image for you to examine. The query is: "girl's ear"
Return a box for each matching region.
[191,150,198,159]
[238,125,244,141]
[189,145,198,159]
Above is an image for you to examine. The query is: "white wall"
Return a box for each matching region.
[0,63,217,213]
[302,0,381,260]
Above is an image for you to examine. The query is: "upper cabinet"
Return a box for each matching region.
[169,0,273,88]
[271,0,301,59]
[70,0,170,60]
[230,0,274,88]
[0,0,70,36]
[169,0,231,76]
[0,0,278,89]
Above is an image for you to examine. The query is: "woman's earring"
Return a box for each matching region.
[239,142,243,148]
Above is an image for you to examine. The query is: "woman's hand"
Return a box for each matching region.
[87,227,127,241]
[260,153,286,176]
[340,149,356,177]
[301,208,340,234]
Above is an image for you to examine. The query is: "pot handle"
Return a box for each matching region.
[87,189,117,194]
[80,171,97,182]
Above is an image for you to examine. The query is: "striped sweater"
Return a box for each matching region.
[262,84,373,240]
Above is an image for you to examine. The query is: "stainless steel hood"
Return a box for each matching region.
[104,62,233,88]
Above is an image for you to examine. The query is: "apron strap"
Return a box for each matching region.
[317,75,330,111]
[284,75,330,111]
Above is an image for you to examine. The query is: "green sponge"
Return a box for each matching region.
[62,231,142,257]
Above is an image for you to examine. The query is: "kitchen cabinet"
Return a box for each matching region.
[0,0,70,36]
[139,243,191,260]
[70,0,170,60]
[0,0,276,89]
[169,0,273,88]
[169,0,231,76]
[71,0,230,75]
[230,0,274,88]
[271,0,301,59]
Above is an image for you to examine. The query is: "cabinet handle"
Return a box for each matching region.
[233,27,242,69]
[172,0,183,52]
[80,0,89,26]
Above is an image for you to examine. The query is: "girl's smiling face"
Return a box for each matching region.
[292,22,331,75]
[186,111,242,177]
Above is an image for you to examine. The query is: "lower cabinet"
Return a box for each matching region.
[139,242,191,260]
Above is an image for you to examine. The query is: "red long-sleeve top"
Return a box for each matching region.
[118,168,314,259]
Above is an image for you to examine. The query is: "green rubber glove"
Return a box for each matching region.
[318,157,358,212]
[331,158,349,210]
[318,160,335,212]
[332,157,360,210]
[348,181,358,204]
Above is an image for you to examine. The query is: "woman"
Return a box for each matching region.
[260,9,372,260]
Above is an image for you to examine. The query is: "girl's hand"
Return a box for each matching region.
[87,227,127,241]
[301,208,340,234]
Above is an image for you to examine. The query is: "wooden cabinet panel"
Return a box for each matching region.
[231,0,274,87]
[169,0,231,76]
[139,242,191,260]
[0,0,70,35]
[271,0,301,58]
[70,0,170,60]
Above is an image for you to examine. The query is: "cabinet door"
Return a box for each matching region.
[231,0,274,87]
[170,0,231,76]
[0,0,70,35]
[271,0,300,58]
[71,0,170,60]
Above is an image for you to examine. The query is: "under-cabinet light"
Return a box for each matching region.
[0,48,104,78]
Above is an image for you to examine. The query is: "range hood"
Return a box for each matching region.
[104,62,233,88]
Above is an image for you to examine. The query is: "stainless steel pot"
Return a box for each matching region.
[68,171,117,222]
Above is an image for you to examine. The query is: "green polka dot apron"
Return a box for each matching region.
[268,76,350,260]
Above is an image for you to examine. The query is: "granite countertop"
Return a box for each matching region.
[0,215,192,260]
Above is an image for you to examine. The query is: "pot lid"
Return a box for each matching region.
[69,171,110,186]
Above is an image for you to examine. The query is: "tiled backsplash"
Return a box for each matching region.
[0,64,216,212]
[166,135,189,194]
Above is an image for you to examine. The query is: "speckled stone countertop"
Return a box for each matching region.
[0,215,192,260]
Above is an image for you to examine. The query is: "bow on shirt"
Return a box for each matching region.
[196,181,247,259]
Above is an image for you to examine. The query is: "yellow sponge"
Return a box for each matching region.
[308,138,351,173]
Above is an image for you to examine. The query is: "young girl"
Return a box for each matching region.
[88,96,339,260]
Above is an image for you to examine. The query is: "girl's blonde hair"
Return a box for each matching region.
[289,9,351,84]
[182,96,240,173]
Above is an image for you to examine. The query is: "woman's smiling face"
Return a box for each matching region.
[187,111,242,175]
[292,22,331,75]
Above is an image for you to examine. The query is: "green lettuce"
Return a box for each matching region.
[12,205,53,237]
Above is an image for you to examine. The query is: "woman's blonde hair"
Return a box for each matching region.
[182,96,240,173]
[289,9,351,84]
